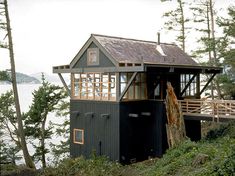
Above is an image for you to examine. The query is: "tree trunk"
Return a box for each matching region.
[41,114,47,168]
[209,0,222,99]
[206,2,215,99]
[179,0,185,52]
[209,0,216,65]
[4,0,35,169]
[165,82,186,148]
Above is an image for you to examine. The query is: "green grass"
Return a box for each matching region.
[136,122,235,176]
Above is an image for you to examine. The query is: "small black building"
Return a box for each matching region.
[53,34,221,164]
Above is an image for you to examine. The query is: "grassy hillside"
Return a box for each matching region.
[41,121,235,176]
[1,122,235,176]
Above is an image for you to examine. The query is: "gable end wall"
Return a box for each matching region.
[73,42,115,69]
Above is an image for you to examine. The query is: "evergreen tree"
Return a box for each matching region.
[24,75,67,168]
[0,0,35,168]
[0,91,22,164]
[190,0,223,99]
[161,0,189,52]
[0,71,10,81]
[217,6,235,99]
[191,0,213,61]
[50,100,70,164]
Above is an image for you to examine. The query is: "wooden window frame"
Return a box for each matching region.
[71,73,117,101]
[87,48,99,66]
[73,128,84,145]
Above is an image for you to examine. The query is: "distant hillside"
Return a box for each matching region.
[16,72,40,84]
[30,72,70,83]
[0,72,40,84]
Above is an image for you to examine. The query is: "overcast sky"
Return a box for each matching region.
[0,0,234,75]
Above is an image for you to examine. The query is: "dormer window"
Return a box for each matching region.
[87,48,99,66]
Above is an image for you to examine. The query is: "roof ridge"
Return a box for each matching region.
[91,33,176,46]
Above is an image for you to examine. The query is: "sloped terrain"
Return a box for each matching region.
[1,122,235,176]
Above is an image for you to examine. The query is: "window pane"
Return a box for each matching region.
[110,74,116,100]
[74,129,84,144]
[87,73,93,99]
[94,73,101,99]
[102,74,108,100]
[180,74,196,97]
[74,74,80,97]
[71,73,116,101]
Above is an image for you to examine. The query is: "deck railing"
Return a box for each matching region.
[178,99,235,121]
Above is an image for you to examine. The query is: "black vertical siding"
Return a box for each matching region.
[184,119,201,141]
[70,100,120,161]
[119,100,168,164]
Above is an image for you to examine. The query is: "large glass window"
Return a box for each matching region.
[180,74,197,97]
[72,73,116,101]
[120,73,147,100]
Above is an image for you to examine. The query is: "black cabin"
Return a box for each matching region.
[53,34,221,164]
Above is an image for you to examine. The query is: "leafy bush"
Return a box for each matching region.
[205,122,235,140]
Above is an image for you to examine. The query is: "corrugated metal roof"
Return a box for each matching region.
[93,34,198,66]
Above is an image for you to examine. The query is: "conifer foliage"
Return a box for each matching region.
[24,75,68,168]
[161,0,189,52]
[217,6,235,99]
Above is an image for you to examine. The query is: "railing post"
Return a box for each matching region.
[186,100,188,113]
[212,101,215,122]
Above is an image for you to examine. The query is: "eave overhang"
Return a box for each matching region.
[53,65,71,73]
[145,63,223,74]
[53,63,222,74]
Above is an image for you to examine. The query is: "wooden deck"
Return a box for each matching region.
[178,99,235,122]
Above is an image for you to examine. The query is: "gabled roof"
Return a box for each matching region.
[53,34,222,74]
[92,34,198,66]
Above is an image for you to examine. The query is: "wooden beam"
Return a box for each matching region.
[116,73,120,101]
[58,73,70,96]
[118,72,137,101]
[70,66,144,73]
[180,74,197,96]
[196,74,200,98]
[199,73,216,95]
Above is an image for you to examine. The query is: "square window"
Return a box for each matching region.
[73,129,84,144]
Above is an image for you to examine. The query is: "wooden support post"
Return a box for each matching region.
[58,73,70,96]
[116,73,120,102]
[196,73,200,98]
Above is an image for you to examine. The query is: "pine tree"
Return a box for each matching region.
[0,91,22,164]
[0,0,35,168]
[161,0,189,52]
[50,100,70,164]
[0,71,10,81]
[217,6,235,99]
[191,0,223,99]
[24,75,68,168]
